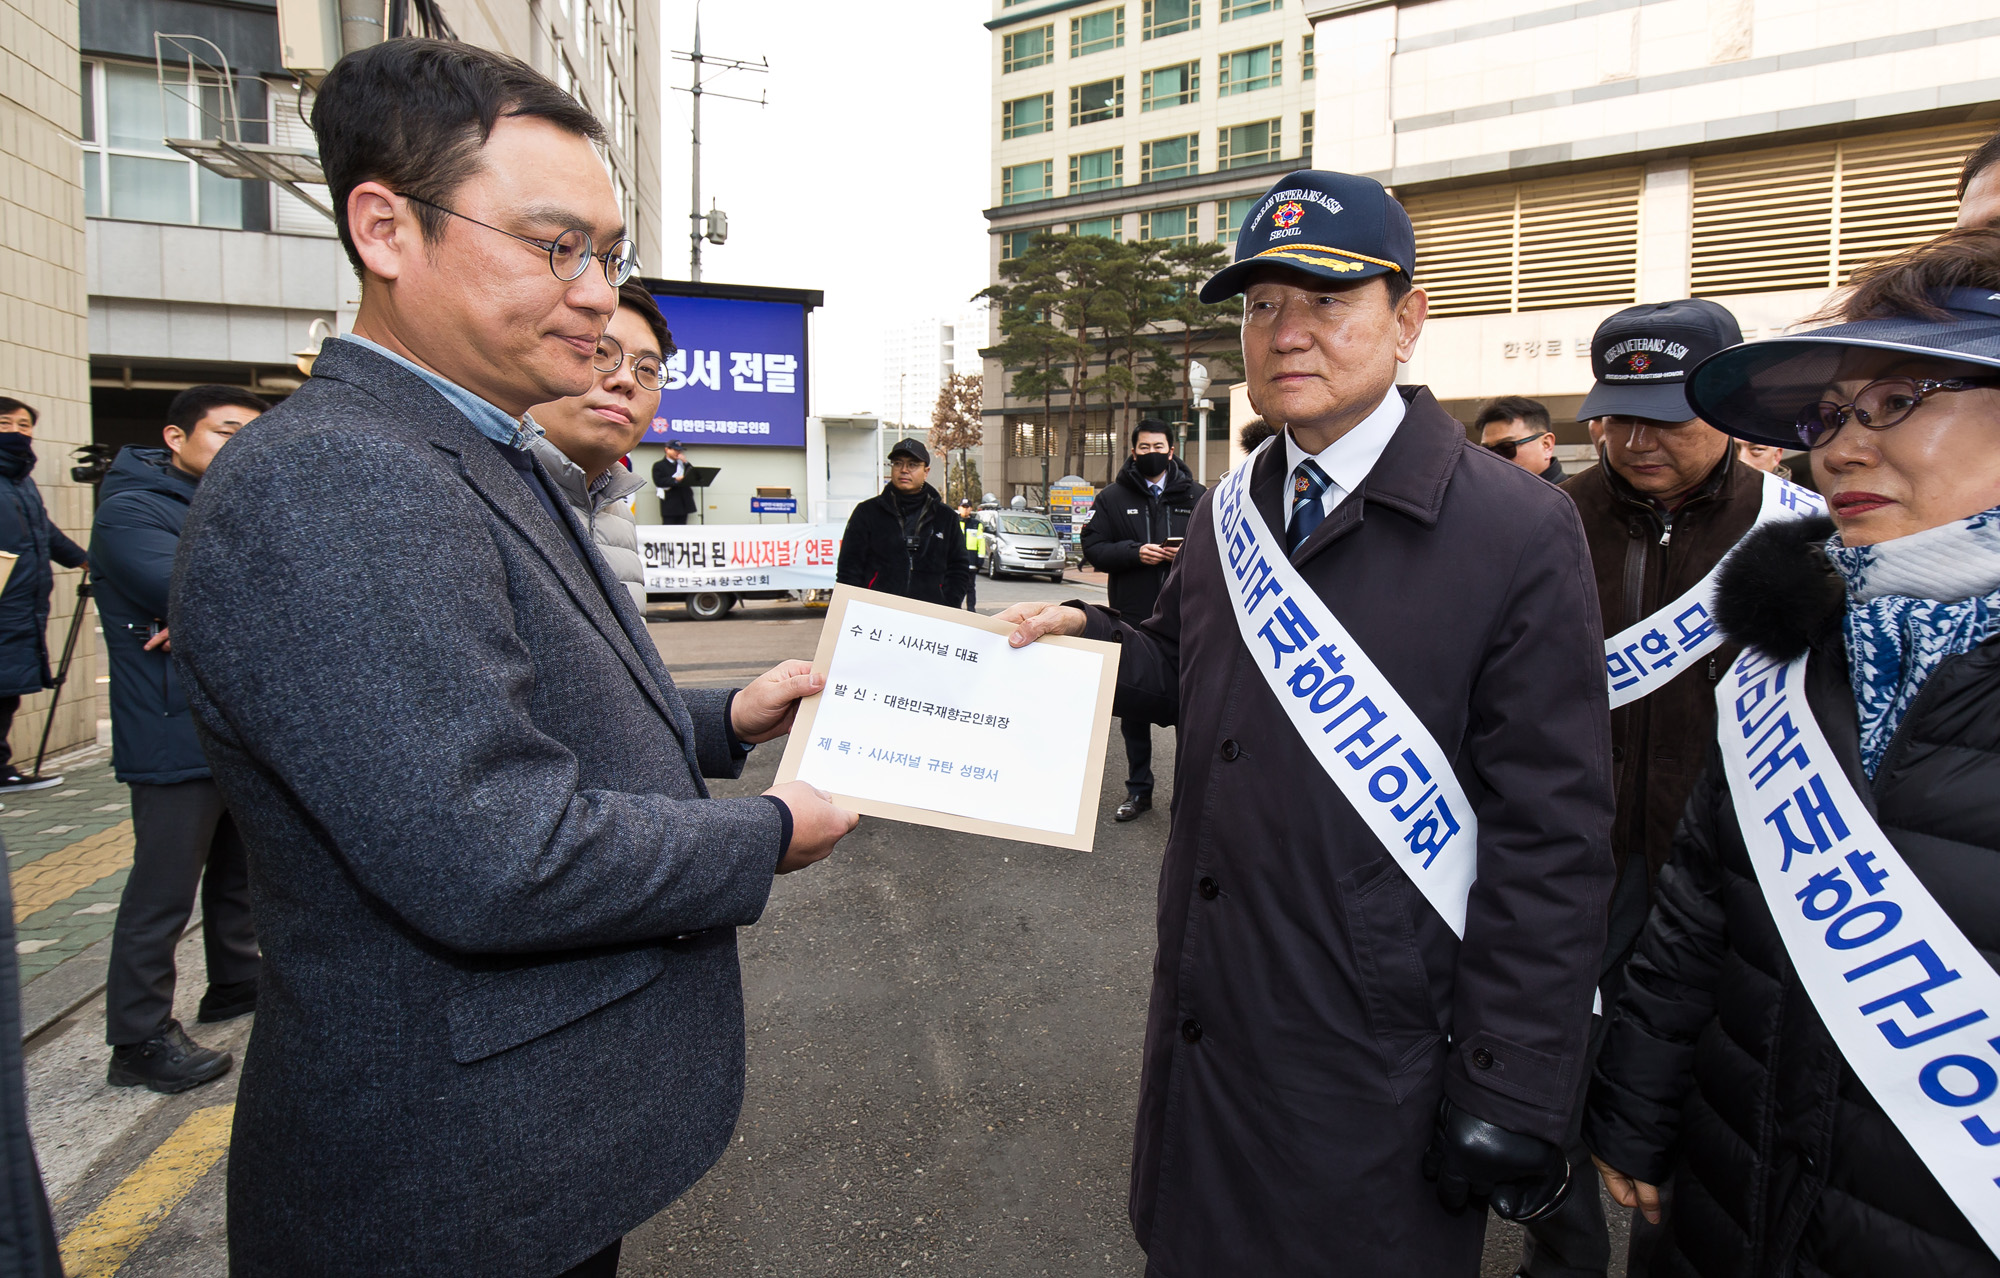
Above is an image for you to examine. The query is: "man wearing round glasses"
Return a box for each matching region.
[169,40,856,1278]
[528,282,672,609]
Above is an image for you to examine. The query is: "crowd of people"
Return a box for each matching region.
[2,32,1999,1278]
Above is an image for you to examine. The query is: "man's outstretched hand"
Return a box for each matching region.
[996,601,1088,649]
[731,660,824,744]
[764,780,857,873]
[1422,1097,1570,1222]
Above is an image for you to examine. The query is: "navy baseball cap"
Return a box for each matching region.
[888,437,930,465]
[1686,287,2000,448]
[1200,170,1417,303]
[1577,299,1743,423]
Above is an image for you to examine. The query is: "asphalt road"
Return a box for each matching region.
[26,568,1596,1276]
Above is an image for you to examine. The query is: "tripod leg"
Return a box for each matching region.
[30,579,90,780]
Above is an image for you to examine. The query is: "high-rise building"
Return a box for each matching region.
[981,0,1318,500]
[981,0,2000,500]
[881,304,991,433]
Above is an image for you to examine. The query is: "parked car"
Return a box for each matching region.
[976,510,1065,582]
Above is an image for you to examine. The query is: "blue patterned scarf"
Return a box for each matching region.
[1825,505,2000,778]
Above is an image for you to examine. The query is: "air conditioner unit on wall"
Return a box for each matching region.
[275,0,341,87]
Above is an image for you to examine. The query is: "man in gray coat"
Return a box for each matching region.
[171,40,856,1277]
[530,279,668,610]
[1003,171,1613,1275]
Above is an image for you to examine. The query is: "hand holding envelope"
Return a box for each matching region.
[777,587,1121,851]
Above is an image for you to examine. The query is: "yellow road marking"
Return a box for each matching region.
[60,1104,234,1278]
[9,820,134,921]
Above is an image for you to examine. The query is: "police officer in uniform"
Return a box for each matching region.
[956,499,984,611]
[1002,170,1614,1276]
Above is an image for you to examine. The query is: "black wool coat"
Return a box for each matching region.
[0,447,87,698]
[90,447,210,785]
[1585,516,2000,1278]
[834,482,974,606]
[1081,457,1204,619]
[1083,386,1615,1276]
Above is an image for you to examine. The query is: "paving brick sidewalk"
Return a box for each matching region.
[7,744,137,986]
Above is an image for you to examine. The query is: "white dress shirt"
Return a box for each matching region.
[1280,386,1407,531]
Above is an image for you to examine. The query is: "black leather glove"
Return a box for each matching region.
[1420,1097,1571,1221]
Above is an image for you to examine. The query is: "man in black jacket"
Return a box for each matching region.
[835,438,973,606]
[653,439,696,523]
[97,385,267,1093]
[1081,420,1203,821]
[0,397,87,792]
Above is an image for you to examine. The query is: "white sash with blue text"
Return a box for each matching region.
[1606,471,1825,709]
[1212,443,1478,936]
[1718,648,2000,1256]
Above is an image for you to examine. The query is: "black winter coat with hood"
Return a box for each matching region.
[1082,457,1204,619]
[835,482,975,607]
[1585,515,2000,1278]
[89,447,209,785]
[0,439,87,699]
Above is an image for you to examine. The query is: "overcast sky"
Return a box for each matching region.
[652,0,992,418]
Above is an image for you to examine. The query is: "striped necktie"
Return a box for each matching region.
[1287,458,1330,552]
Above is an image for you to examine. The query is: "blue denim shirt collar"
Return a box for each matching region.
[337,334,545,451]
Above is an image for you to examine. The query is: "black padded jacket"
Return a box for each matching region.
[1584,515,2000,1278]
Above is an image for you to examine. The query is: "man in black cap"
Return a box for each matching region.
[999,169,1613,1276]
[835,438,973,606]
[653,439,696,524]
[1082,418,1204,821]
[1541,297,1781,1277]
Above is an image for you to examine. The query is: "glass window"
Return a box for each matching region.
[1003,25,1054,73]
[1073,216,1122,241]
[1219,43,1280,96]
[1218,119,1280,169]
[82,60,247,227]
[1001,227,1050,260]
[1069,78,1124,127]
[1141,61,1198,110]
[1301,33,1315,80]
[1070,7,1125,58]
[1301,110,1314,163]
[1003,93,1054,139]
[1069,148,1124,194]
[1002,160,1054,204]
[1000,514,1055,536]
[1140,206,1198,244]
[1219,195,1259,243]
[1219,0,1278,19]
[1142,0,1199,39]
[1141,134,1198,182]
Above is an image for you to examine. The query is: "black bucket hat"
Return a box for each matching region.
[1685,288,2000,448]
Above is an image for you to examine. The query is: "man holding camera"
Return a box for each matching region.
[1081,419,1203,821]
[96,385,267,1092]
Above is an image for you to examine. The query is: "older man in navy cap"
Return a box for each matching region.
[1002,171,1614,1274]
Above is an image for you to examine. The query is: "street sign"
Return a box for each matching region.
[750,496,797,514]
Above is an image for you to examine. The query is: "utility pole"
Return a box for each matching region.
[672,9,766,282]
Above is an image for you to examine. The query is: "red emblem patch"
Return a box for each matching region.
[1627,353,1651,373]
[1272,201,1305,230]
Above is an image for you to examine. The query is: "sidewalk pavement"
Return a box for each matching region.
[8,743,148,1042]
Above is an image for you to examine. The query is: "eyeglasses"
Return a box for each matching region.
[1794,376,2000,449]
[592,334,667,391]
[1483,429,1550,460]
[396,193,638,286]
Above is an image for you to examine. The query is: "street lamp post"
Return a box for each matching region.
[1187,361,1211,485]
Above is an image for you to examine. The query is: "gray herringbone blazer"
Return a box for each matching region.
[171,339,785,1276]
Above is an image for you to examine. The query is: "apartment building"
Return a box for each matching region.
[881,304,992,432]
[982,0,1319,496]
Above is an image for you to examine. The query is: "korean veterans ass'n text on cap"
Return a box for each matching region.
[1577,298,1744,424]
[1199,170,1417,303]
